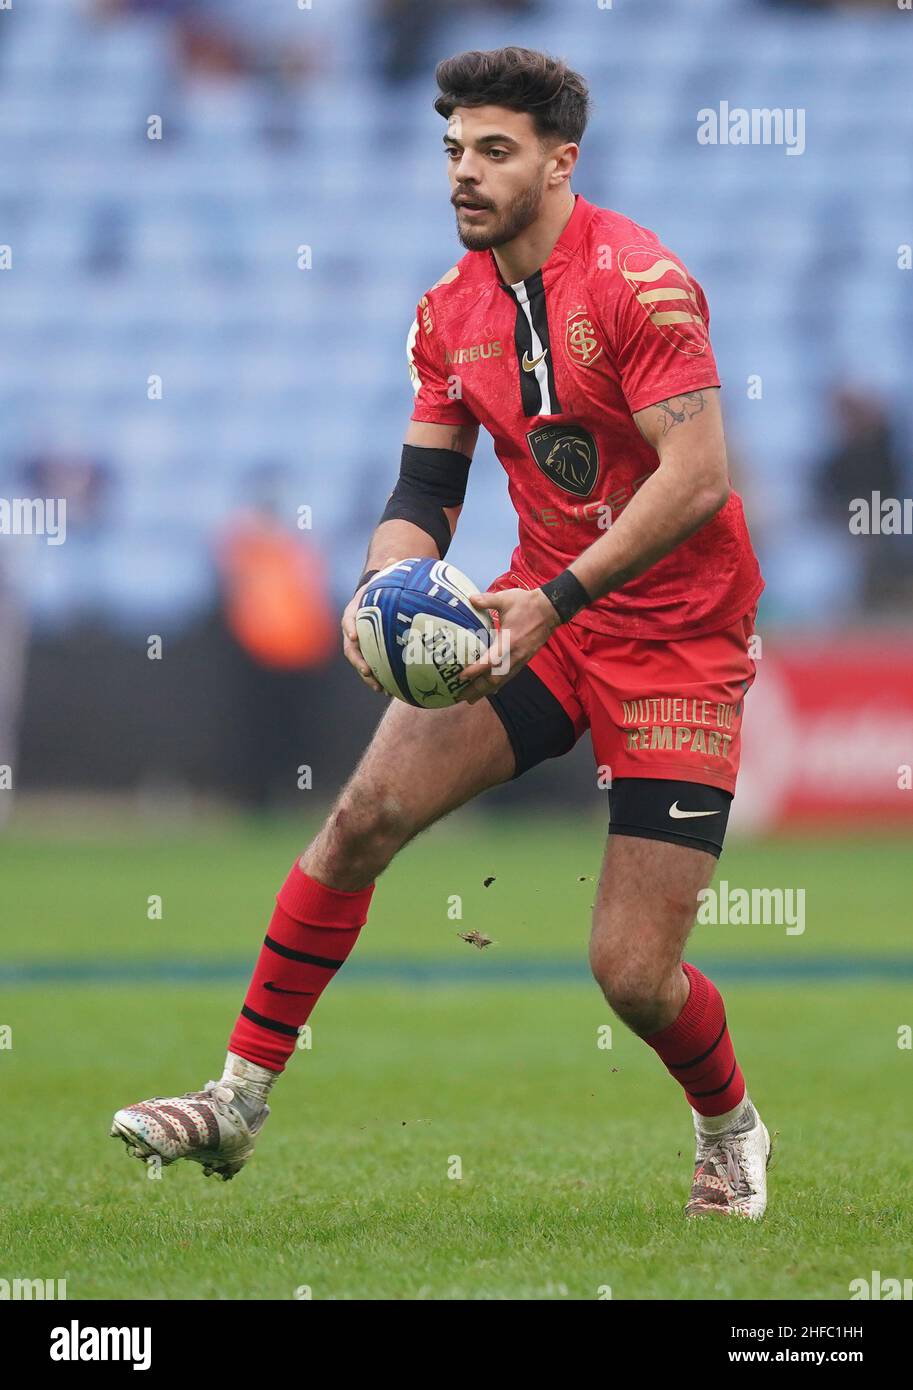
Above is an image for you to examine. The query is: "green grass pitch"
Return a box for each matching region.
[1,815,911,1300]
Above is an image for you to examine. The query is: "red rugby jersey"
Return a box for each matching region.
[406,192,763,640]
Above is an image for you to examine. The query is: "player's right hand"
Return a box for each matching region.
[341,586,386,694]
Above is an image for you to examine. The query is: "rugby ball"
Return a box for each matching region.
[355,558,493,707]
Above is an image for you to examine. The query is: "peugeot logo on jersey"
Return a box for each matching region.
[526,423,599,498]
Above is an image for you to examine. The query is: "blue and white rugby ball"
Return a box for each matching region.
[355,558,494,707]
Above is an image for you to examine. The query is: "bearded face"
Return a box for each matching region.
[445,105,562,256]
[453,171,546,252]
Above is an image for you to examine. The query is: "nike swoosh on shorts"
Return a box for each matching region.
[668,802,721,819]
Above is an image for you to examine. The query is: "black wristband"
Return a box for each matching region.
[539,568,592,624]
[356,567,379,594]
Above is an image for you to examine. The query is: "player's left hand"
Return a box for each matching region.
[456,587,561,704]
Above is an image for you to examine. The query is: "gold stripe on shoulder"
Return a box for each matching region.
[431,264,460,289]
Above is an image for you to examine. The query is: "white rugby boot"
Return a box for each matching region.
[684,1098,772,1220]
[110,1080,269,1181]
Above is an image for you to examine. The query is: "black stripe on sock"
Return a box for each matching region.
[689,1059,738,1099]
[666,1018,728,1072]
[241,1004,301,1037]
[264,934,344,970]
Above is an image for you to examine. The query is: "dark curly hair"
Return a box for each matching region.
[434,47,589,146]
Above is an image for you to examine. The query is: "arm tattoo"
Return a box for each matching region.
[655,390,706,436]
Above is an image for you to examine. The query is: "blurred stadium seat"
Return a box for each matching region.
[0,0,911,632]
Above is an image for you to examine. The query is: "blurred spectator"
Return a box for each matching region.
[759,1,889,8]
[0,553,28,830]
[20,451,112,533]
[216,466,336,810]
[812,386,913,613]
[11,449,118,634]
[93,0,318,104]
[374,0,538,83]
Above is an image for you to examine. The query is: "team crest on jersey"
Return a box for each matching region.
[564,304,603,368]
[527,423,599,498]
[617,246,709,355]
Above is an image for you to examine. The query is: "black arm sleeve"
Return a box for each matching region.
[378,444,472,560]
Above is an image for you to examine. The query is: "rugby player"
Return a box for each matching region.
[112,47,771,1219]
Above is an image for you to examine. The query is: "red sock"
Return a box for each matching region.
[644,962,745,1117]
[228,865,374,1073]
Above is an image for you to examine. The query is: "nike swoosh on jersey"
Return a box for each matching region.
[263,982,316,996]
[521,348,548,372]
[668,802,721,819]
